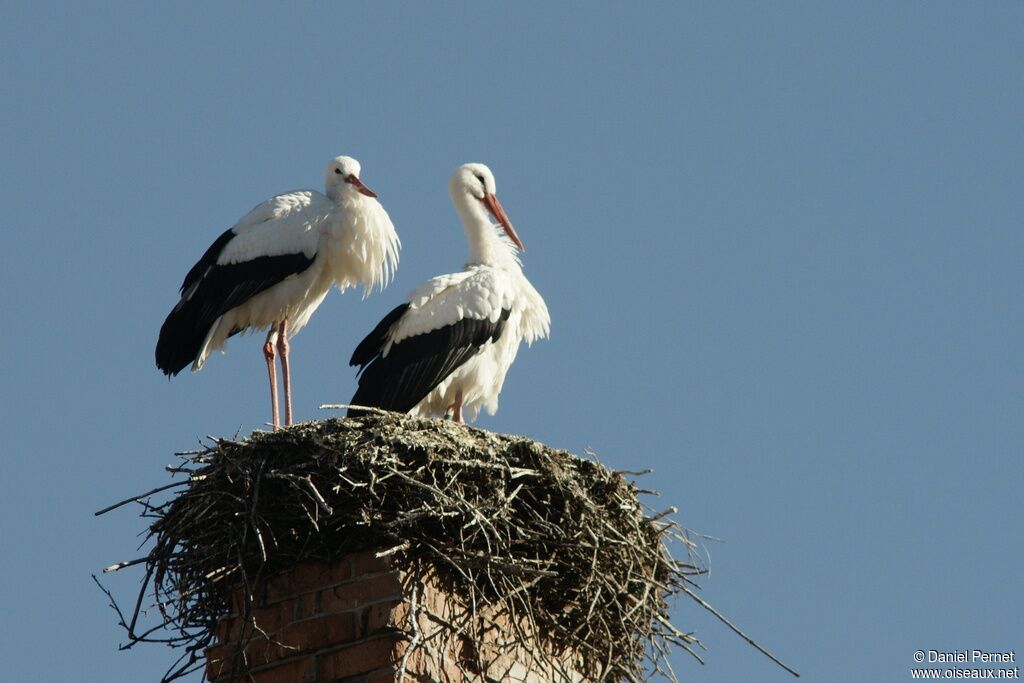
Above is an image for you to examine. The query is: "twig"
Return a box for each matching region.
[681,585,800,677]
[319,403,394,415]
[103,557,148,573]
[94,481,189,516]
[375,541,411,558]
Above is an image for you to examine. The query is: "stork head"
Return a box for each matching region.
[325,155,377,200]
[449,163,525,252]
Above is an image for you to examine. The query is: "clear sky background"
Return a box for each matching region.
[1,3,1020,681]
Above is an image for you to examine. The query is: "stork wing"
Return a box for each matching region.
[156,191,325,376]
[177,190,325,297]
[348,267,512,414]
[216,190,326,264]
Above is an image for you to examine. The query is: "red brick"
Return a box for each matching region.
[324,611,362,644]
[266,561,355,601]
[208,634,284,675]
[213,612,360,671]
[350,550,391,576]
[245,635,285,666]
[215,616,233,644]
[221,600,290,641]
[320,573,403,614]
[254,601,290,634]
[292,590,320,621]
[278,612,360,653]
[205,644,234,680]
[363,600,406,635]
[362,676,398,683]
[244,656,314,683]
[206,643,232,663]
[316,636,401,680]
[329,667,398,683]
[208,550,587,682]
[364,675,398,683]
[219,618,245,644]
[334,670,400,683]
[208,646,290,682]
[293,561,351,591]
[229,587,246,615]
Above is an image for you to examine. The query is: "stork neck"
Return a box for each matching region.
[327,182,366,206]
[453,193,520,269]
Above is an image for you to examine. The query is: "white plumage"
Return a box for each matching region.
[349,163,549,422]
[157,155,400,428]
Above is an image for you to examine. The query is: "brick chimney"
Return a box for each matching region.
[206,550,584,683]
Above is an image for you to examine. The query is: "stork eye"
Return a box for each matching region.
[475,174,486,186]
[334,168,342,175]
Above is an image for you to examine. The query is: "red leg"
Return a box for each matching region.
[276,320,292,427]
[451,388,464,424]
[263,334,279,430]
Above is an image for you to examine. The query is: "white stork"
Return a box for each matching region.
[348,163,549,422]
[156,155,400,429]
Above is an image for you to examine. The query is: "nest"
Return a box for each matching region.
[97,412,715,682]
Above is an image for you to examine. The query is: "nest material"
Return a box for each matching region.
[98,413,708,682]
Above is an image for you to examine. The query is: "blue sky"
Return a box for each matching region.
[1,3,1021,680]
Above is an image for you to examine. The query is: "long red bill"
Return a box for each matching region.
[481,193,525,252]
[346,174,378,198]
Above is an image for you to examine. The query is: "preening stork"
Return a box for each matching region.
[348,163,549,422]
[156,156,400,429]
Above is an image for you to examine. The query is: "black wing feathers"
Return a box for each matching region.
[349,303,411,369]
[180,228,236,295]
[155,237,315,376]
[348,308,511,415]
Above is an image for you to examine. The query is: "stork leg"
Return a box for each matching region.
[276,320,293,427]
[263,331,280,430]
[450,388,464,424]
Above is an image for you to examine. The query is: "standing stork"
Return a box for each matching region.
[156,156,400,429]
[348,163,549,422]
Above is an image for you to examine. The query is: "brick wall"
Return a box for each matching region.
[206,550,585,683]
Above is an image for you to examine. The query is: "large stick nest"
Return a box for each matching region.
[98,413,709,681]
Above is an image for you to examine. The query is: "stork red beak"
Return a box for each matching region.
[346,174,377,198]
[481,193,525,252]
